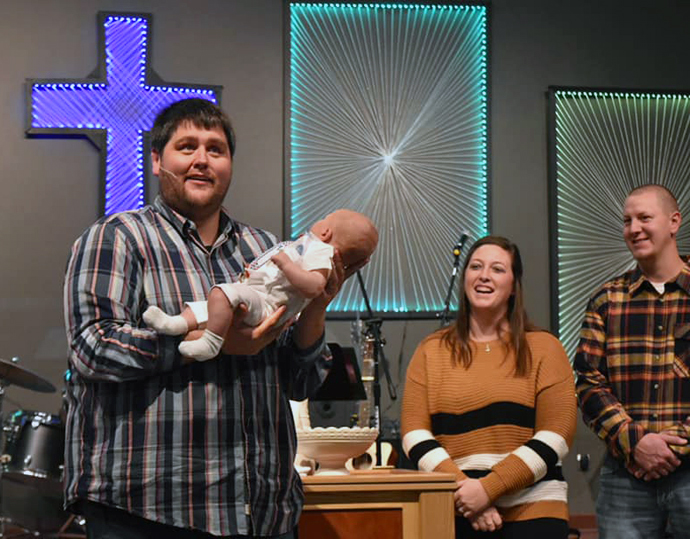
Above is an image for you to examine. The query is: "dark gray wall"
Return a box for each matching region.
[2,0,689,516]
[0,0,285,416]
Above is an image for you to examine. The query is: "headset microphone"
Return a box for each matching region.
[158,166,181,180]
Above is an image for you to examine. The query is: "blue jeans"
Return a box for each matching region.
[597,454,690,539]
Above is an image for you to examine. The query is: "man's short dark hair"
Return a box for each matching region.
[151,98,236,157]
[628,184,679,213]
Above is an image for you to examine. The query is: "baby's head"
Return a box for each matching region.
[311,210,378,268]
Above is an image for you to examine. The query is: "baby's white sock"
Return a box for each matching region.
[178,329,224,361]
[143,306,189,335]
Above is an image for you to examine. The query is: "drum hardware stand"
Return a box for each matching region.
[0,376,22,539]
[438,232,469,328]
[49,514,86,539]
[355,271,397,467]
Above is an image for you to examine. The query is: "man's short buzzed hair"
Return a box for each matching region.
[151,98,236,157]
[627,184,679,213]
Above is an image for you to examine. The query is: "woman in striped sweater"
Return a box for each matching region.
[401,236,576,538]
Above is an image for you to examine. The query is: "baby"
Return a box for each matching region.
[143,209,378,361]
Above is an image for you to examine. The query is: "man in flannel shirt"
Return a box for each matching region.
[63,99,364,538]
[575,184,690,539]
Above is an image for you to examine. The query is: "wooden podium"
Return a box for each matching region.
[299,470,456,539]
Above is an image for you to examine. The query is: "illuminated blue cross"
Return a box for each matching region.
[27,12,221,215]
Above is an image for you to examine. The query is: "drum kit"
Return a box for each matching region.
[0,358,82,538]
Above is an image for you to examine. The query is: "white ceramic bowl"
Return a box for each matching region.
[297,426,379,475]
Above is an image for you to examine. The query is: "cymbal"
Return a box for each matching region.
[0,358,56,393]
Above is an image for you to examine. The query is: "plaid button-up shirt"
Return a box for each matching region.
[63,196,330,536]
[575,263,690,463]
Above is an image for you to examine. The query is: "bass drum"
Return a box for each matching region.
[1,410,68,533]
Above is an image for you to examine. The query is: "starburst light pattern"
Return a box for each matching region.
[288,3,489,316]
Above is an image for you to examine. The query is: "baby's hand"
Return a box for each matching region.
[271,252,291,269]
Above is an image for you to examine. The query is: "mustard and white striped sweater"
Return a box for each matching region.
[401,330,577,523]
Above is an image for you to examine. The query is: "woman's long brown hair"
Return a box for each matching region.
[441,235,538,377]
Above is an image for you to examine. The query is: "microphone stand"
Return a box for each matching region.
[356,270,397,467]
[438,243,464,327]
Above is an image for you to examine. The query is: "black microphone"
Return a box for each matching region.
[439,230,470,327]
[453,231,470,257]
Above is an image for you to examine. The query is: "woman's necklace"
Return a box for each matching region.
[470,330,497,353]
[471,334,494,353]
